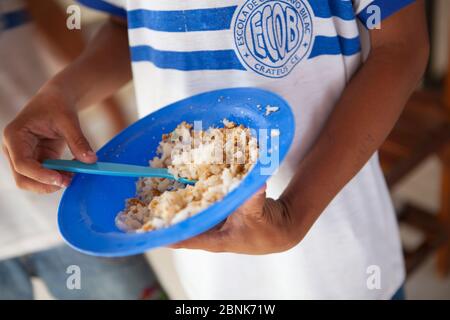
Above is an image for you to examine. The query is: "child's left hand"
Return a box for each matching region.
[170,186,299,254]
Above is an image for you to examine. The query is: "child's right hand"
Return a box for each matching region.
[2,86,97,193]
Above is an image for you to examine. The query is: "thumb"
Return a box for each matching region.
[170,229,230,252]
[59,113,97,163]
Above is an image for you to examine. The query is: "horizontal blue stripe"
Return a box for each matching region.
[1,9,30,30]
[309,35,361,58]
[128,6,237,32]
[308,0,356,21]
[358,0,415,27]
[130,46,246,71]
[77,0,126,18]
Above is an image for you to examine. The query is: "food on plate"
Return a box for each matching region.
[116,120,258,232]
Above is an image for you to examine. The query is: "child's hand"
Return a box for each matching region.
[2,86,96,193]
[171,186,299,254]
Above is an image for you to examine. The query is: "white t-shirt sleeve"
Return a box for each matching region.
[353,0,416,27]
[77,0,127,18]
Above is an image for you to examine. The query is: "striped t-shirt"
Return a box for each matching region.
[80,0,413,299]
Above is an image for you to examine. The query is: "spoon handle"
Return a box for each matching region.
[42,159,195,185]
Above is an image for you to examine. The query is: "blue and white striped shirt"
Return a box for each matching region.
[80,0,413,300]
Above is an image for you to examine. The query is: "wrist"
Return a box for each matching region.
[276,196,300,248]
[278,190,323,247]
[263,197,303,251]
[39,80,78,112]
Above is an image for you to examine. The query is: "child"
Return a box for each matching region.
[2,0,429,299]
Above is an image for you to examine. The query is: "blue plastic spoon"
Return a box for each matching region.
[42,159,196,185]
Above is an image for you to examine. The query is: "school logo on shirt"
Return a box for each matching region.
[234,0,313,78]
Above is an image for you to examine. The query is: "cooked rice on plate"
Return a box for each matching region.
[116,119,258,232]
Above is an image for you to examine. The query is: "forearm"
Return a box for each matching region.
[172,49,428,253]
[43,18,131,110]
[26,0,85,61]
[280,41,429,237]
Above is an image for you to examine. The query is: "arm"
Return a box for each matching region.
[27,0,129,133]
[2,18,130,193]
[280,0,430,243]
[47,17,131,109]
[174,1,429,253]
[25,0,85,61]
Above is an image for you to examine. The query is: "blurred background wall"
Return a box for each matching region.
[383,0,450,299]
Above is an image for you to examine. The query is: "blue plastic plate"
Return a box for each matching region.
[58,88,295,257]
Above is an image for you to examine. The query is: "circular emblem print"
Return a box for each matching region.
[234,0,313,78]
